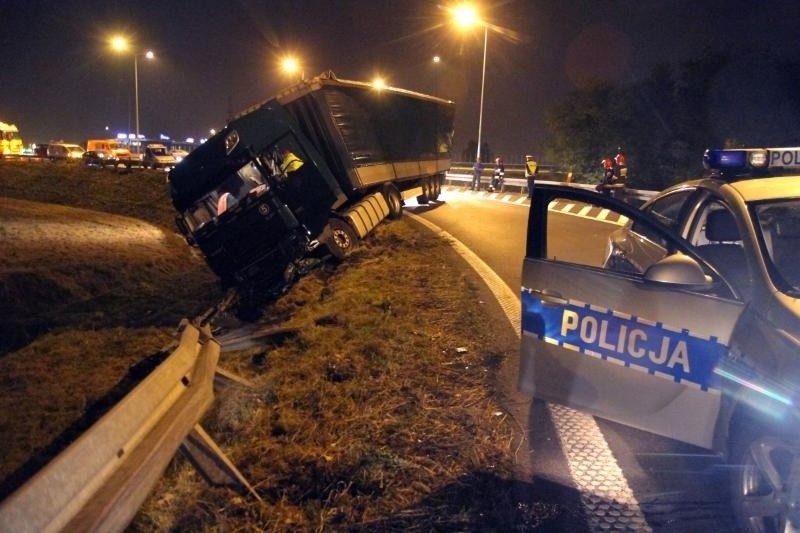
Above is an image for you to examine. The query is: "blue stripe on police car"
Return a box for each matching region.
[521,290,729,391]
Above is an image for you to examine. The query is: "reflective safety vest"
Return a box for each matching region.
[280,151,304,173]
[525,160,538,177]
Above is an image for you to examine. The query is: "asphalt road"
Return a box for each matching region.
[407,185,740,532]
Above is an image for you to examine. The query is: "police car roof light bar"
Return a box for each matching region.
[703,147,800,179]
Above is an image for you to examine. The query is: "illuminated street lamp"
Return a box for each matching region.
[451,3,488,161]
[280,55,304,81]
[110,36,155,153]
[432,55,442,96]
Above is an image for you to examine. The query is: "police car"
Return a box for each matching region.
[520,147,800,532]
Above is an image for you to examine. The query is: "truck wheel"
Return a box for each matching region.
[431,176,442,200]
[323,218,358,260]
[730,425,800,532]
[382,184,403,219]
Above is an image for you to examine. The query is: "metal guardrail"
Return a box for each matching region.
[0,321,256,532]
[443,171,656,205]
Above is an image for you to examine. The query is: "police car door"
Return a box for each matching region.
[520,185,745,449]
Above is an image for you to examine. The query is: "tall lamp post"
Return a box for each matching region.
[452,4,488,162]
[432,55,441,96]
[111,36,154,154]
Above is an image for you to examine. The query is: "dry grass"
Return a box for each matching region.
[0,161,543,530]
[133,223,530,530]
[0,161,220,493]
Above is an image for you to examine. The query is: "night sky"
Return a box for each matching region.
[2,0,799,159]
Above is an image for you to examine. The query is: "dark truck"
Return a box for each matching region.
[168,72,455,301]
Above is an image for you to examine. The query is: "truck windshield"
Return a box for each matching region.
[183,160,268,230]
[754,199,800,295]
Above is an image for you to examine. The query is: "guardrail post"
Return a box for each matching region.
[180,425,263,502]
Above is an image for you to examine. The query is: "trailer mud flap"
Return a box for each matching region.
[344,192,390,238]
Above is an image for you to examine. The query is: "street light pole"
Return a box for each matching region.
[476,25,487,162]
[450,4,489,163]
[134,53,140,153]
[110,37,153,155]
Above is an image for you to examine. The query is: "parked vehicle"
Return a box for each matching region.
[168,71,454,303]
[0,121,23,157]
[82,150,113,168]
[142,143,176,169]
[33,143,49,158]
[169,148,189,163]
[86,139,132,168]
[47,143,84,161]
[521,147,800,532]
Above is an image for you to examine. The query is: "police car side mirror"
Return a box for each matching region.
[644,253,712,289]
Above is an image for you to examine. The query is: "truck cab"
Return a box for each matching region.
[169,101,346,297]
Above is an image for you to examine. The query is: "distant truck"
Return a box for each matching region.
[168,71,455,301]
[0,121,23,157]
[86,139,132,168]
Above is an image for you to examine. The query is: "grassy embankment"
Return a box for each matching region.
[0,161,545,529]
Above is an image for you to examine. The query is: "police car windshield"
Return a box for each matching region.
[753,199,800,295]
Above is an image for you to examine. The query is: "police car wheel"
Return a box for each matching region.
[324,218,357,261]
[730,431,800,532]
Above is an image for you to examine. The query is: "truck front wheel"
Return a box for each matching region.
[323,218,358,260]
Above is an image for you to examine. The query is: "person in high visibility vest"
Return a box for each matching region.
[279,149,304,174]
[614,147,627,180]
[599,156,616,195]
[524,155,538,198]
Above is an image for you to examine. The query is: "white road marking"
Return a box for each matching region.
[438,186,628,226]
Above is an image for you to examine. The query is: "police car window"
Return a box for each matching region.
[754,200,800,296]
[631,189,694,243]
[545,198,637,269]
[543,195,737,299]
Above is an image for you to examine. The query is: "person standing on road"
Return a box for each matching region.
[524,155,538,198]
[489,156,505,192]
[471,157,483,190]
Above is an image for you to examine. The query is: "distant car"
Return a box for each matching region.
[47,143,84,161]
[33,143,49,158]
[82,150,114,168]
[521,146,800,533]
[170,148,189,163]
[142,144,176,169]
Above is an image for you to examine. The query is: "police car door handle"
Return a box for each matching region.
[532,289,568,307]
